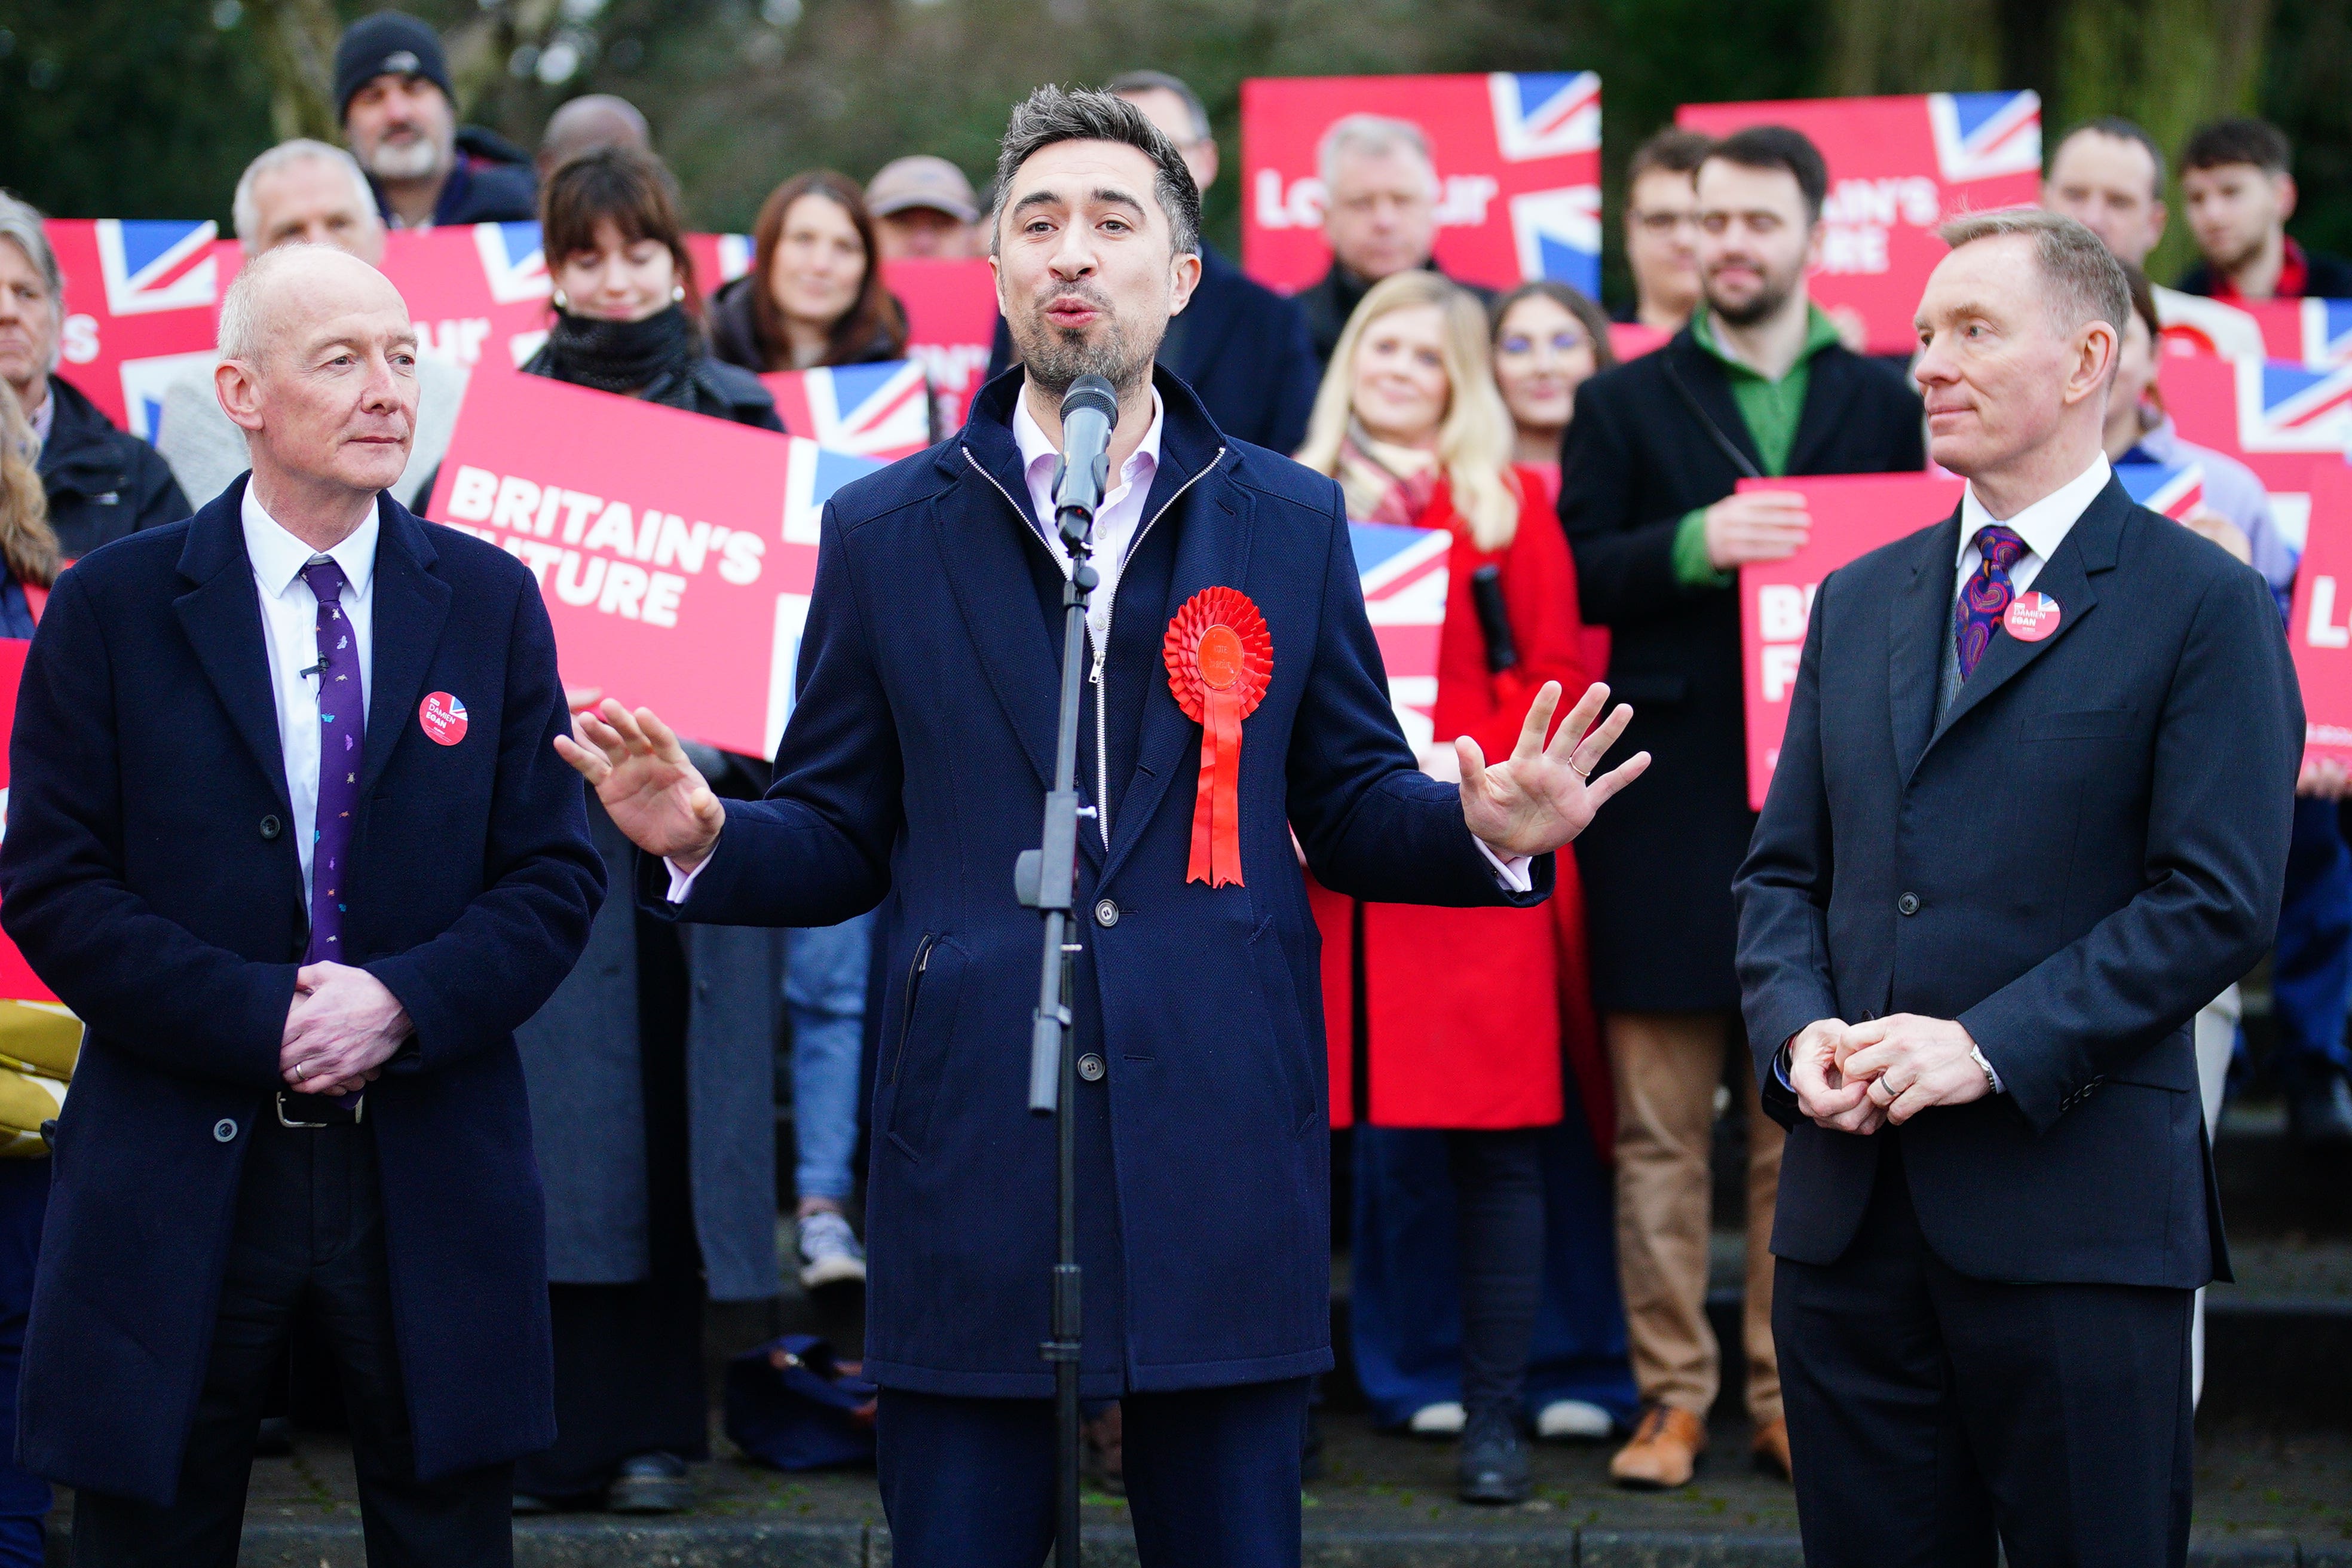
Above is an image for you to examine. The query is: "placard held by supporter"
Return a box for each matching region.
[2289,463,2352,767]
[1241,73,1603,296]
[425,367,880,760]
[1677,92,2042,356]
[1739,472,1964,810]
[42,219,224,441]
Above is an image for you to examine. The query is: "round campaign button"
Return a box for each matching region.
[419,692,469,746]
[2004,592,2062,643]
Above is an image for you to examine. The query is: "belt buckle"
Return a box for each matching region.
[275,1091,363,1128]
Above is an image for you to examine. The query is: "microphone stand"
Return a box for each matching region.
[1015,425,1110,1568]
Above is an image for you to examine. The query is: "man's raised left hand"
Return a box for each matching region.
[1458,681,1650,859]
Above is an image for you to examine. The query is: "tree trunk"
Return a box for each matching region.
[250,0,341,143]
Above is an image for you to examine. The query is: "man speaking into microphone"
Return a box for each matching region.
[559,86,1646,1567]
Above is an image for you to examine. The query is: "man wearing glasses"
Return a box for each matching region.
[1618,128,1711,334]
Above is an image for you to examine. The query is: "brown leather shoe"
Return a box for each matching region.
[1752,1417,1793,1481]
[1609,1404,1707,1489]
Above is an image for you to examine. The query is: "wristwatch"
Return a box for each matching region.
[1968,1043,2004,1095]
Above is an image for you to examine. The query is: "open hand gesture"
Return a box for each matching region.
[1457,681,1649,859]
[553,700,727,871]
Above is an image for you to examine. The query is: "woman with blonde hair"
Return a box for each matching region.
[0,381,60,637]
[1298,270,1628,1502]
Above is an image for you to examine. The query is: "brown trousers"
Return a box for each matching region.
[1607,1010,1783,1425]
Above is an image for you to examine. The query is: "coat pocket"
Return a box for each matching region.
[882,934,963,1161]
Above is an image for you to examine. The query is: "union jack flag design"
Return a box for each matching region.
[2238,359,2352,454]
[780,437,886,547]
[768,438,888,752]
[117,349,217,445]
[1927,91,2042,184]
[2302,299,2352,366]
[473,222,551,305]
[762,361,933,461]
[1489,72,1601,163]
[2115,461,2206,521]
[1508,188,1603,298]
[1350,521,1452,754]
[96,219,218,317]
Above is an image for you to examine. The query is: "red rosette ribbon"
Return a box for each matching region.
[1162,586,1273,887]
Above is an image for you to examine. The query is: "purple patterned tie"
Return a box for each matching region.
[300,558,362,966]
[1953,525,2027,681]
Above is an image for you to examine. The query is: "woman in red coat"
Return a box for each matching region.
[1297,270,1601,1504]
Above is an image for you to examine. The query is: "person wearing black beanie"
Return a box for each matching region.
[334,10,537,229]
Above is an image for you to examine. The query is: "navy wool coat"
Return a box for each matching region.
[647,368,1548,1396]
[0,479,605,1504]
[1735,480,2298,1288]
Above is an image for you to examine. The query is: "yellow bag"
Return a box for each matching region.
[0,1000,80,1081]
[0,1000,77,1159]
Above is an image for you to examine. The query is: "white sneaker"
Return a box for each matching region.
[1536,1398,1615,1440]
[1407,1401,1466,1436]
[796,1211,866,1289]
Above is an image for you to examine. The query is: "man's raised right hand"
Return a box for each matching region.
[554,700,727,872]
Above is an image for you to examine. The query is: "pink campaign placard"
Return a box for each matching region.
[1241,73,1601,298]
[2287,463,2352,767]
[423,368,880,760]
[1738,472,1965,810]
[1677,93,2042,356]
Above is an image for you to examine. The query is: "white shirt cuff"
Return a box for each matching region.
[664,844,713,904]
[1473,837,1534,893]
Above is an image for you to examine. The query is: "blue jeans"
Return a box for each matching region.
[2272,798,2352,1094]
[786,911,876,1203]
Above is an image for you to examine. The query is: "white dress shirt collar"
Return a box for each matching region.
[242,482,381,601]
[1955,453,2112,571]
[1010,384,1165,550]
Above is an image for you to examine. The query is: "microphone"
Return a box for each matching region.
[1469,564,1520,675]
[1051,374,1119,552]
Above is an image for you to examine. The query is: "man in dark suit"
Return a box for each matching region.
[0,244,604,1565]
[982,70,1321,457]
[560,87,1647,1566]
[1735,210,2298,1567]
[1560,124,1924,1489]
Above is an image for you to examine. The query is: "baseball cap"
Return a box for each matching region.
[866,157,981,223]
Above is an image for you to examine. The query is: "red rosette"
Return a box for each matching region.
[1162,586,1273,887]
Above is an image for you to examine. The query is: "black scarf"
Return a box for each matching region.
[532,304,699,403]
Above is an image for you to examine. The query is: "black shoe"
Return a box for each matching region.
[1457,1407,1530,1505]
[252,1416,293,1458]
[2287,1075,2352,1147]
[607,1451,692,1514]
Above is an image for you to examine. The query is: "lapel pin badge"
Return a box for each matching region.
[419,692,469,746]
[2004,592,2061,643]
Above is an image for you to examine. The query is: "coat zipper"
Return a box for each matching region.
[964,442,1228,851]
[888,933,938,1087]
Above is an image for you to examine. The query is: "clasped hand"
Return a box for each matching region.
[1458,682,1650,858]
[1784,1013,1991,1134]
[280,962,412,1097]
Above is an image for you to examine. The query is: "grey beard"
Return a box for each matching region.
[1013,316,1157,398]
[365,135,445,183]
